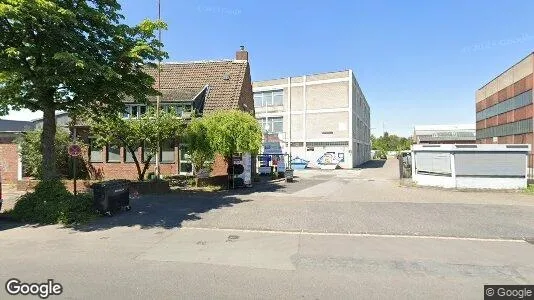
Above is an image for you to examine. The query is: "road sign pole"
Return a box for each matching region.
[73,127,77,196]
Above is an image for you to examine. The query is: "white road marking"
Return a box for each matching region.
[180,226,528,243]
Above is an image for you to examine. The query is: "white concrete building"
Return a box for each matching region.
[412,144,530,189]
[253,70,371,168]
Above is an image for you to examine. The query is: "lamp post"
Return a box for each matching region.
[155,0,162,178]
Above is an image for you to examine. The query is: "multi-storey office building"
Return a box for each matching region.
[253,70,371,168]
[476,53,534,146]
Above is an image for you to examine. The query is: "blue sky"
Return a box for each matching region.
[6,0,534,137]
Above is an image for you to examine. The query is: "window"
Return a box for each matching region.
[160,140,175,163]
[273,91,283,106]
[106,144,121,162]
[89,139,103,162]
[179,145,193,174]
[253,90,284,108]
[161,103,194,117]
[263,93,273,106]
[257,117,283,133]
[123,104,147,119]
[254,94,262,107]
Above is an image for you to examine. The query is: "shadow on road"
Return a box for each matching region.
[0,194,251,233]
[74,194,251,232]
[0,176,306,232]
[357,160,386,169]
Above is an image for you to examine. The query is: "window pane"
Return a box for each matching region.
[180,162,193,173]
[273,91,283,106]
[254,94,262,107]
[176,105,184,116]
[180,146,190,161]
[179,145,192,173]
[161,140,175,162]
[123,106,131,119]
[89,140,103,162]
[263,92,272,106]
[131,106,139,118]
[107,145,121,162]
[271,117,283,133]
[139,105,146,116]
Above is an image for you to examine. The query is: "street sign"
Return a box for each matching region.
[68,144,82,157]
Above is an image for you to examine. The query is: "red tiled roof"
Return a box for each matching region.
[144,60,249,113]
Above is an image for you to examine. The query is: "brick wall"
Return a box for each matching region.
[0,136,19,184]
[238,63,255,115]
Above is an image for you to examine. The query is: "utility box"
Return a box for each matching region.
[412,144,531,189]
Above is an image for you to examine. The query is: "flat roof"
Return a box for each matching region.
[253,69,351,83]
[478,52,534,91]
[414,124,475,131]
[413,144,531,152]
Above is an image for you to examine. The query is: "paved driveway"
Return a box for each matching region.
[1,159,533,299]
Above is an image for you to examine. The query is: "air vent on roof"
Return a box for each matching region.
[223,73,230,80]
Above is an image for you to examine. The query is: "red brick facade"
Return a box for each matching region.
[476,73,534,146]
[83,143,228,181]
[0,136,20,184]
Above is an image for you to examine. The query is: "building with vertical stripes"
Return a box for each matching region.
[253,70,371,168]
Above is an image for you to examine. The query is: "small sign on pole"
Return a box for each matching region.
[68,144,82,195]
[68,144,82,157]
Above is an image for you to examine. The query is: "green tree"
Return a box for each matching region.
[184,117,214,177]
[372,132,412,157]
[17,127,87,179]
[89,109,183,181]
[203,110,263,161]
[0,0,166,180]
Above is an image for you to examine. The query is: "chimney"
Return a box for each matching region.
[236,45,248,61]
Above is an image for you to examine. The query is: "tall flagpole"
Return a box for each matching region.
[155,0,161,178]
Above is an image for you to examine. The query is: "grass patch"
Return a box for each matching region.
[525,184,534,194]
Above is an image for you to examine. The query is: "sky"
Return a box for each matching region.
[5,0,534,137]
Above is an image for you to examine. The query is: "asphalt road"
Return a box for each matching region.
[1,159,533,299]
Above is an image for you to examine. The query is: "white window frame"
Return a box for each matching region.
[253,90,284,108]
[123,104,147,119]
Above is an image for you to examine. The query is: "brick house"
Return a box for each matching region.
[0,120,33,184]
[76,47,254,180]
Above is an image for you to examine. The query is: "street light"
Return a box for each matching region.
[155,0,162,178]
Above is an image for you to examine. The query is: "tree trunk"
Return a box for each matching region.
[140,156,153,180]
[41,105,57,180]
[128,147,143,181]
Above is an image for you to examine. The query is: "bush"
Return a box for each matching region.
[374,150,388,160]
[9,180,98,226]
[17,128,89,179]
